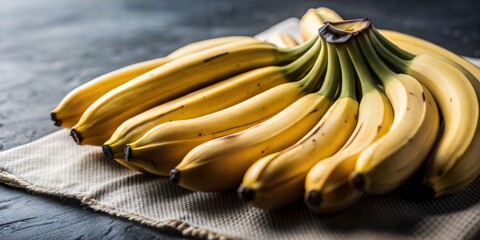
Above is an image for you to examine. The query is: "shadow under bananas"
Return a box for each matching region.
[233,175,479,238]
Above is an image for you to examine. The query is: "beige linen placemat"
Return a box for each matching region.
[1,19,480,239]
[0,129,479,239]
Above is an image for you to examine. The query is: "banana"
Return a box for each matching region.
[70,37,316,146]
[124,38,326,175]
[375,30,480,196]
[300,7,343,41]
[171,40,340,192]
[304,42,393,213]
[51,36,254,128]
[239,43,359,209]
[102,38,319,168]
[347,28,439,194]
[367,27,479,195]
[265,32,299,48]
[298,7,480,196]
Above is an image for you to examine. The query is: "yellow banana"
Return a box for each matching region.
[239,43,358,209]
[376,29,480,196]
[51,36,254,128]
[71,37,315,146]
[124,38,326,175]
[375,29,480,197]
[305,42,393,213]
[171,41,339,192]
[298,7,480,196]
[367,27,479,195]
[300,7,343,41]
[102,38,319,168]
[347,28,440,194]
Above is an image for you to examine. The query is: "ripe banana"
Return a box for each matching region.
[239,44,358,209]
[374,29,480,197]
[102,37,319,167]
[171,41,340,192]
[305,43,393,213]
[367,28,479,195]
[300,7,343,41]
[124,38,326,175]
[71,37,315,146]
[299,7,480,196]
[51,36,254,128]
[348,30,440,194]
[265,32,299,48]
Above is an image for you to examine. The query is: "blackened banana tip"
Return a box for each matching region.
[50,112,62,127]
[169,168,180,184]
[306,190,322,206]
[238,186,255,202]
[124,145,132,161]
[351,172,365,190]
[70,128,82,145]
[102,144,114,161]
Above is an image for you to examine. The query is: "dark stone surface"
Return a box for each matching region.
[0,0,479,239]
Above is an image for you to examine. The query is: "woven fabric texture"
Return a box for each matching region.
[0,129,479,239]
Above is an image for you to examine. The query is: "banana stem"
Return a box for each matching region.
[335,43,356,99]
[357,32,395,81]
[299,39,328,92]
[345,39,377,95]
[317,42,341,98]
[283,38,321,79]
[371,27,415,60]
[368,30,410,73]
[336,44,356,99]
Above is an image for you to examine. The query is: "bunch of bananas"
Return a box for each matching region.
[51,7,480,213]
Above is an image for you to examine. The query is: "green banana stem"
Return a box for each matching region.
[357,32,395,81]
[368,30,410,73]
[371,27,415,60]
[283,38,321,79]
[316,42,341,98]
[345,39,377,96]
[336,44,357,99]
[298,39,328,92]
[283,35,319,60]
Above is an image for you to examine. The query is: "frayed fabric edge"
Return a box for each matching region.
[0,168,236,240]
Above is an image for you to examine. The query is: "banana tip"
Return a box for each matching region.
[102,144,114,161]
[350,172,365,190]
[124,145,132,161]
[50,112,62,127]
[306,190,322,206]
[237,186,255,202]
[70,128,82,145]
[170,168,180,184]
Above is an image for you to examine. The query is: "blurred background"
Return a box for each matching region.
[0,0,479,239]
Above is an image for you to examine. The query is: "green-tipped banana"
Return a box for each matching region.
[124,38,325,175]
[239,43,358,209]
[305,41,393,213]
[71,37,316,146]
[172,40,339,192]
[371,28,480,197]
[348,25,440,194]
[102,38,319,169]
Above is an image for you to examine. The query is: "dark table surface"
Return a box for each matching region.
[1,0,479,239]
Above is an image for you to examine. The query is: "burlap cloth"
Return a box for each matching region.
[1,19,480,240]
